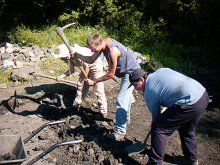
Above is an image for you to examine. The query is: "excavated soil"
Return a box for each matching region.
[0,78,220,165]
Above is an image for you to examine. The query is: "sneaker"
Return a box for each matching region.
[105,132,125,141]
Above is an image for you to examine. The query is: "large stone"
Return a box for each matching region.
[23,51,34,59]
[0,52,11,59]
[0,83,7,89]
[86,148,95,157]
[5,43,13,48]
[5,47,13,53]
[10,67,34,81]
[33,49,45,58]
[0,47,5,53]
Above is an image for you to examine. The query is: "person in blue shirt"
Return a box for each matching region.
[129,68,209,165]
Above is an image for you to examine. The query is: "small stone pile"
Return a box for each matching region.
[0,43,54,88]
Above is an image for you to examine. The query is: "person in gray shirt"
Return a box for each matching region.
[75,34,141,141]
[129,68,209,165]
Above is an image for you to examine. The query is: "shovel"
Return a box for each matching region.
[125,130,151,156]
[125,107,168,156]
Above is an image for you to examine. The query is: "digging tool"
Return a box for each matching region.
[56,23,88,79]
[0,120,83,165]
[125,107,168,156]
[23,120,66,144]
[26,138,82,165]
[56,23,120,85]
[29,72,79,87]
[125,129,151,156]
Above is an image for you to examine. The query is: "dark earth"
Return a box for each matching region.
[0,76,220,165]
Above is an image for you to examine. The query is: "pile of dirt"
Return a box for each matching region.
[0,153,16,161]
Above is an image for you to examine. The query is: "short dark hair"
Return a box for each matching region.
[129,69,147,83]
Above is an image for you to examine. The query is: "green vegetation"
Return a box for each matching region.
[0,0,219,84]
[0,68,15,86]
[11,25,108,47]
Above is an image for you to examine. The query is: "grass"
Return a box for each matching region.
[0,68,15,86]
[11,24,108,47]
[40,56,71,78]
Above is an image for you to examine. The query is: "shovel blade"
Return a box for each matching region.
[125,141,146,156]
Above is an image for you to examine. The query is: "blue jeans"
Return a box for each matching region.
[115,73,134,134]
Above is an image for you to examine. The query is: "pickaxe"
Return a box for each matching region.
[56,23,88,79]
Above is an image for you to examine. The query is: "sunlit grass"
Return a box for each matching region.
[11,24,108,47]
[0,68,15,86]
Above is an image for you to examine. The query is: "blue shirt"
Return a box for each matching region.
[144,68,206,119]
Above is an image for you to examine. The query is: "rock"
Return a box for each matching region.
[49,70,54,74]
[30,56,39,62]
[5,43,13,48]
[22,49,34,58]
[38,135,47,140]
[92,103,98,109]
[16,53,26,61]
[73,144,80,153]
[86,148,95,157]
[31,45,40,50]
[0,47,5,53]
[0,52,11,59]
[0,83,7,89]
[5,47,13,53]
[33,49,45,58]
[109,121,115,126]
[69,125,76,129]
[10,67,34,81]
[33,146,41,151]
[13,61,23,69]
[97,153,105,162]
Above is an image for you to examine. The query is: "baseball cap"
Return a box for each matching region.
[129,69,147,83]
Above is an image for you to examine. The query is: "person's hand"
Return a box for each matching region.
[66,55,71,60]
[56,74,66,81]
[85,79,96,86]
[77,82,83,87]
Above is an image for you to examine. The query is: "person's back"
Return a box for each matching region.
[129,68,208,164]
[145,68,206,117]
[104,39,140,77]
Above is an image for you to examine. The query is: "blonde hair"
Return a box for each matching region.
[86,34,102,46]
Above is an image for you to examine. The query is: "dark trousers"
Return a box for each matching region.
[149,91,209,165]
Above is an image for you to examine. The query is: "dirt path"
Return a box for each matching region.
[0,78,220,164]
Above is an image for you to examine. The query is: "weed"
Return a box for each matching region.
[0,68,15,86]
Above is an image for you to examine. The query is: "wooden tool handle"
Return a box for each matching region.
[32,73,79,86]
[56,27,88,79]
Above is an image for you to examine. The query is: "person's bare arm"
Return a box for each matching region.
[86,47,120,85]
[75,51,101,64]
